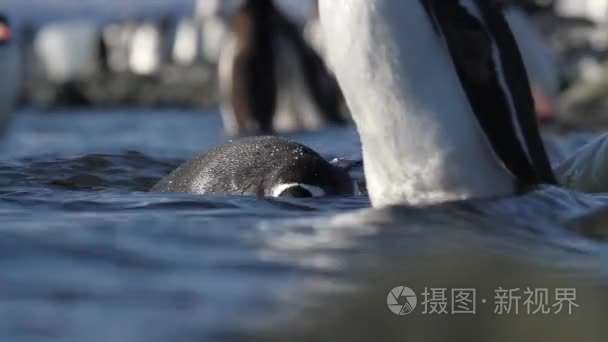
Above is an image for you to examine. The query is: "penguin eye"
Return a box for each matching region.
[271,183,326,198]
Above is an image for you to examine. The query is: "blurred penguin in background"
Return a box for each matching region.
[218,0,346,137]
[195,0,239,64]
[0,13,21,134]
[502,3,561,122]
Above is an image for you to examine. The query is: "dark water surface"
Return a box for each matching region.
[1,109,608,341]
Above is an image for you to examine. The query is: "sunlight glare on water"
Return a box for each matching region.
[1,109,608,341]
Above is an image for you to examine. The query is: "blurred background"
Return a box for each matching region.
[2,0,608,130]
[1,0,315,109]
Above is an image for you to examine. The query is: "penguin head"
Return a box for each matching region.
[264,149,356,198]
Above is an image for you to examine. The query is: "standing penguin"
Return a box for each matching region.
[318,0,557,206]
[218,0,346,137]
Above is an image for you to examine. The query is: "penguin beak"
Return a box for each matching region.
[329,158,363,172]
[532,86,555,123]
[0,22,10,43]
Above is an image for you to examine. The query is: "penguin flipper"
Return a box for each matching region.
[425,0,556,185]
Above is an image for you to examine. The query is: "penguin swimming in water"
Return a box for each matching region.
[151,136,356,198]
[218,0,346,137]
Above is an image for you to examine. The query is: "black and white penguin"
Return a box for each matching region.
[318,0,557,206]
[0,13,20,134]
[151,136,356,198]
[218,0,346,137]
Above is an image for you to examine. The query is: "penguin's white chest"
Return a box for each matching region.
[319,0,516,206]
